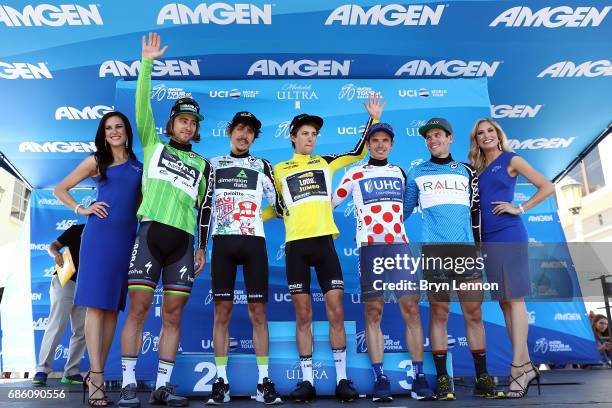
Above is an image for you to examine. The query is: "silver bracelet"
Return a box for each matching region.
[518,204,525,214]
[74,204,83,214]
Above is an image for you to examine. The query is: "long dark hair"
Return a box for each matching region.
[592,314,609,340]
[94,111,136,181]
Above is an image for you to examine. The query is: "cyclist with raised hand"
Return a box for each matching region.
[205,112,285,405]
[268,94,384,402]
[332,122,435,402]
[403,118,503,401]
[118,32,214,408]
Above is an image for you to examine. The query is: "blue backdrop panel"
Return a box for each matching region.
[1,0,610,189]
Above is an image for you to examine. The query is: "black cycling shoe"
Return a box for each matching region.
[206,378,230,405]
[256,377,282,404]
[435,375,456,401]
[149,383,188,406]
[289,381,316,402]
[335,379,359,402]
[474,373,505,399]
[118,383,140,407]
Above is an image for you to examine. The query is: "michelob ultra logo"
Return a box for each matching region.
[490,6,610,27]
[395,60,501,77]
[157,3,272,25]
[0,62,52,79]
[248,59,350,76]
[0,4,102,26]
[99,59,200,77]
[325,4,445,25]
[538,60,611,77]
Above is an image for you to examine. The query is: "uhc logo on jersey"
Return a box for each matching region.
[359,177,403,205]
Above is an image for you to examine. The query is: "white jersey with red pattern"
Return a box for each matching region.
[210,153,284,237]
[332,160,408,246]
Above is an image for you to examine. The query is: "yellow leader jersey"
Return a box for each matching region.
[271,117,374,243]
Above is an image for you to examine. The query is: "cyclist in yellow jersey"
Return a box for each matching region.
[270,94,385,402]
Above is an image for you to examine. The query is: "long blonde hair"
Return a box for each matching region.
[468,118,513,174]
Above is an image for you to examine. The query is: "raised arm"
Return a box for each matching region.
[323,93,386,173]
[136,32,168,148]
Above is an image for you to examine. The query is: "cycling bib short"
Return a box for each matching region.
[211,235,269,303]
[128,221,194,296]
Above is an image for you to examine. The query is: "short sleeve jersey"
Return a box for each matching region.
[403,156,481,244]
[332,161,408,247]
[210,153,284,237]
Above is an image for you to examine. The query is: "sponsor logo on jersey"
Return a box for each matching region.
[55,105,114,120]
[325,4,445,26]
[99,59,200,77]
[508,137,574,150]
[157,3,272,25]
[490,6,610,28]
[215,167,258,190]
[287,170,328,202]
[19,141,96,153]
[0,61,52,79]
[0,4,103,27]
[537,60,611,77]
[491,104,542,118]
[359,177,403,204]
[395,59,501,77]
[248,59,350,77]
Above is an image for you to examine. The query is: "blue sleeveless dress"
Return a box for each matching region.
[75,158,143,311]
[479,152,531,300]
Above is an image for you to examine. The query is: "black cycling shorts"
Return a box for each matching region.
[285,235,344,295]
[211,235,268,303]
[128,221,194,296]
[422,243,483,301]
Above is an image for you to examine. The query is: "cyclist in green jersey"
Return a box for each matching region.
[118,33,214,408]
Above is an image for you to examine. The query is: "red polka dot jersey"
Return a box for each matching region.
[332,158,408,247]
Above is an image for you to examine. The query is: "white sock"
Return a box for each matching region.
[258,365,269,384]
[155,360,174,389]
[300,355,313,385]
[333,347,347,385]
[121,356,137,387]
[216,364,228,382]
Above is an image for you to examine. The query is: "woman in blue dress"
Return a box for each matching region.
[55,111,142,406]
[468,118,554,398]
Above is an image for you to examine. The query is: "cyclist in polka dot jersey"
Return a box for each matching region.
[332,123,434,401]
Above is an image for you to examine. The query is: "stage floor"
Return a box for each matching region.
[1,369,611,407]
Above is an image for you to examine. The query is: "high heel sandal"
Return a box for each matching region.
[82,370,111,407]
[506,361,541,399]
